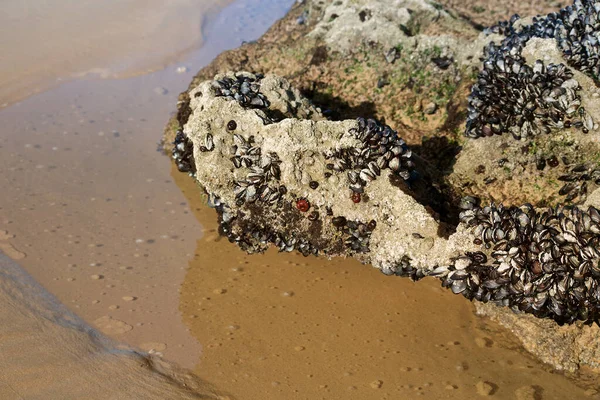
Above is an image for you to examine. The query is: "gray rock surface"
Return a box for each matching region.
[183,72,478,273]
[308,0,486,66]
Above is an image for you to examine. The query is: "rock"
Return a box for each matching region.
[181,71,478,276]
[475,381,495,396]
[308,0,484,65]
[164,0,600,376]
[476,302,600,373]
[370,380,383,389]
[423,102,437,115]
[514,385,538,400]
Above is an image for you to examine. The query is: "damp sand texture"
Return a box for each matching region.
[0,0,232,107]
[173,165,590,400]
[0,252,227,400]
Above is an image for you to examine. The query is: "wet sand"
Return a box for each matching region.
[0,0,232,108]
[0,0,598,399]
[174,165,591,400]
[0,0,295,370]
[0,252,226,399]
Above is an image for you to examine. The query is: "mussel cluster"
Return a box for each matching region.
[208,192,322,257]
[331,216,377,254]
[325,117,415,195]
[380,255,429,282]
[231,133,284,207]
[172,129,196,174]
[557,162,600,202]
[467,0,598,139]
[556,0,600,80]
[448,203,600,325]
[212,73,270,109]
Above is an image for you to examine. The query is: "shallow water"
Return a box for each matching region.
[0,0,597,398]
[0,0,239,108]
[0,0,295,369]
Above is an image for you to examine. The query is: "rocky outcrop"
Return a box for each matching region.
[164,0,600,374]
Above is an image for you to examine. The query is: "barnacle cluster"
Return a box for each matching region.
[466,0,598,139]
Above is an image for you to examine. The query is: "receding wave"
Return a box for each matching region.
[0,252,231,399]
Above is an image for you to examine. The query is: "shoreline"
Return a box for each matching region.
[0,0,296,375]
[0,251,229,399]
[0,0,233,109]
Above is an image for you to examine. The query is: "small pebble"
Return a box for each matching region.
[108,305,119,310]
[370,380,383,389]
[423,102,437,114]
[476,381,495,396]
[515,385,537,400]
[475,337,493,348]
[122,296,136,302]
[213,288,227,294]
[91,274,103,280]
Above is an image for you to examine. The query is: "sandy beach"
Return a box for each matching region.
[0,0,232,108]
[0,0,599,399]
[0,252,227,399]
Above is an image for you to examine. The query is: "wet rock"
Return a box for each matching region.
[182,72,459,273]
